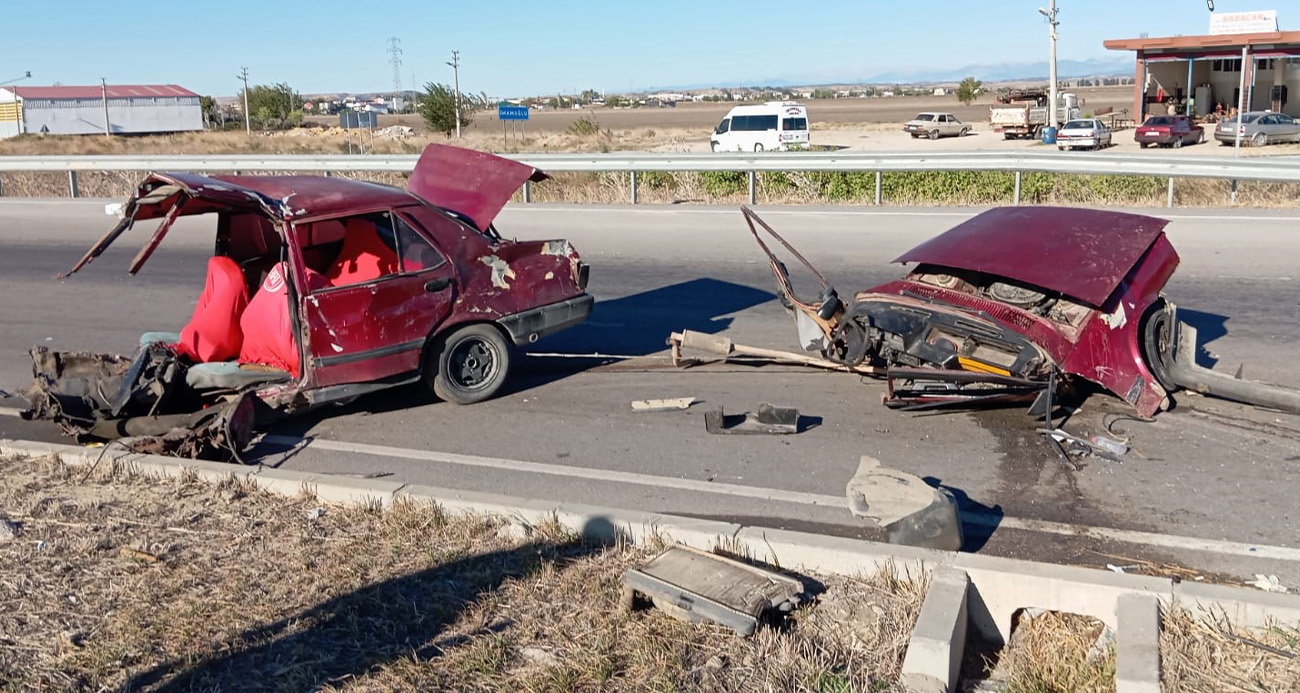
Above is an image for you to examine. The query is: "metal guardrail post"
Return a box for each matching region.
[1231,179,1238,204]
[68,171,79,198]
[323,170,332,177]
[0,172,4,198]
[875,170,882,205]
[1167,177,1175,208]
[748,171,756,205]
[524,180,532,203]
[1013,171,1022,205]
[630,171,638,205]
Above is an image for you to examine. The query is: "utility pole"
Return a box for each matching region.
[100,78,110,137]
[1039,1,1060,131]
[237,67,251,134]
[447,50,461,138]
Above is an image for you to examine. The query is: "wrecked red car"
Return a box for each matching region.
[20,144,592,458]
[743,205,1182,417]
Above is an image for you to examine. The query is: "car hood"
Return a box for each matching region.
[406,144,548,232]
[892,206,1172,308]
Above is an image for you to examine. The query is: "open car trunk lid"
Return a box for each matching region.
[406,144,547,232]
[64,172,285,277]
[892,206,1172,308]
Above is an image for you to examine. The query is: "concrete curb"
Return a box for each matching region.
[1116,593,1162,693]
[901,568,969,693]
[5,437,1300,690]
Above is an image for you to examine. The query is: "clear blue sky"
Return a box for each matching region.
[1,0,1275,97]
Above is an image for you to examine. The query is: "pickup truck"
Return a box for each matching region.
[990,102,1083,139]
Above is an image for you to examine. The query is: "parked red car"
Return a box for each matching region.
[20,144,592,458]
[743,206,1182,417]
[1134,115,1205,148]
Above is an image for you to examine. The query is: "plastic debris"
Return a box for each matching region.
[1249,574,1289,593]
[631,397,697,412]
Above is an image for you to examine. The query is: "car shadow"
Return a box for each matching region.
[125,519,615,693]
[1177,307,1229,368]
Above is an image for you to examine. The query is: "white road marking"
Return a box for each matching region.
[270,435,1300,563]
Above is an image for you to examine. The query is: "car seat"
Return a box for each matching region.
[172,256,250,363]
[326,218,399,285]
[239,261,331,378]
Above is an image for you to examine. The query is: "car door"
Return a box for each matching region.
[1280,114,1300,141]
[297,207,455,388]
[1097,120,1111,146]
[941,115,958,136]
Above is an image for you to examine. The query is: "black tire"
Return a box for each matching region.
[1139,141,1149,149]
[1139,300,1177,391]
[960,127,969,137]
[754,143,764,152]
[928,129,940,140]
[710,141,718,152]
[1252,132,1268,147]
[1173,137,1183,149]
[426,324,512,404]
[1196,131,1205,145]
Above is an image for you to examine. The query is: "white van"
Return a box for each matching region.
[710,102,810,152]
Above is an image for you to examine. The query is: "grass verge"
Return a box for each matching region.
[1161,603,1300,692]
[0,454,925,692]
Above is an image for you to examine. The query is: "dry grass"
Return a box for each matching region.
[1162,604,1300,693]
[0,454,925,692]
[981,609,1116,693]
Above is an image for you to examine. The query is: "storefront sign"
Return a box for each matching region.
[1210,10,1278,35]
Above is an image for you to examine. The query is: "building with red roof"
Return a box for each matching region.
[0,84,203,138]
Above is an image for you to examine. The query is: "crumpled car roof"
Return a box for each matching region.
[892,206,1172,307]
[406,144,547,232]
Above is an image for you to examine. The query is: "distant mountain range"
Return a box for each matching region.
[645,57,1133,92]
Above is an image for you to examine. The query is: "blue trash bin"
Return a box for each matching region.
[1042,126,1058,145]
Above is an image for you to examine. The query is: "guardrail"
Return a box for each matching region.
[2,151,1298,207]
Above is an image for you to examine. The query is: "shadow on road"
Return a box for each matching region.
[1176,307,1229,368]
[127,519,613,693]
[923,476,1004,553]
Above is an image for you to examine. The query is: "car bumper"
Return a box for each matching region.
[1135,134,1176,144]
[1058,137,1099,147]
[497,293,594,345]
[1214,131,1245,143]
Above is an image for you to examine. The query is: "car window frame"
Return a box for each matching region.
[299,208,447,296]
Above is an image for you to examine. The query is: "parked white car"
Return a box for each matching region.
[904,112,969,139]
[710,102,810,152]
[1056,118,1112,151]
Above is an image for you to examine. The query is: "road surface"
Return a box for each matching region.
[2,200,1298,585]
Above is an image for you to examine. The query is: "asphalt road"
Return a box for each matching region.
[3,200,1299,585]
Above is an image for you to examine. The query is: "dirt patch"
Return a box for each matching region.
[0,454,926,692]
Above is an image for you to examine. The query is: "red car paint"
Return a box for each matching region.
[64,144,593,401]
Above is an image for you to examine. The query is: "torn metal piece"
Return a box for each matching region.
[621,544,806,637]
[845,455,964,551]
[1166,323,1300,414]
[631,397,697,413]
[1038,428,1124,463]
[704,403,800,435]
[884,367,1048,411]
[667,330,879,375]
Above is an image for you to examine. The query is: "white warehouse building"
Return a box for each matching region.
[0,84,203,138]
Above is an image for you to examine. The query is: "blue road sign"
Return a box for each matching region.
[498,105,530,121]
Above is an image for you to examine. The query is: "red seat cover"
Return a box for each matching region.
[239,262,330,377]
[326,219,399,285]
[174,256,250,363]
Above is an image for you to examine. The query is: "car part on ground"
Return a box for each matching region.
[16,144,594,460]
[1164,323,1300,415]
[667,330,880,375]
[735,205,1300,420]
[703,403,802,435]
[845,455,964,551]
[630,397,698,412]
[621,544,806,636]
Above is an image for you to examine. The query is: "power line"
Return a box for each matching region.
[388,37,403,93]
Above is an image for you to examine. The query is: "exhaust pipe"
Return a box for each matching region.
[1166,322,1300,414]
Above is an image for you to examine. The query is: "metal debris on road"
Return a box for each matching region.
[667,330,879,374]
[630,397,698,413]
[1039,428,1125,463]
[704,403,801,435]
[621,544,806,636]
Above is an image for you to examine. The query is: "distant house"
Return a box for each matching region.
[0,84,203,138]
[933,88,948,96]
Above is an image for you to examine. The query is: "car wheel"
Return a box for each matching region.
[710,141,718,152]
[960,127,969,137]
[754,143,765,152]
[1173,137,1183,149]
[1252,132,1267,147]
[1139,141,1148,149]
[427,323,512,405]
[1196,131,1205,145]
[1058,146,1065,151]
[1139,300,1177,392]
[929,129,940,140]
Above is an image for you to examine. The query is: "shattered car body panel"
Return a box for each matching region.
[742,206,1180,417]
[22,144,593,459]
